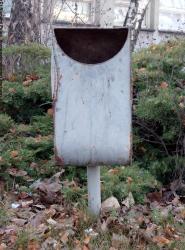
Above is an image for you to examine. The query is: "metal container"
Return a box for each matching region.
[52,28,132,166]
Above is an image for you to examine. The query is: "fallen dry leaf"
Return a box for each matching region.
[31,173,63,204]
[61,231,69,244]
[147,191,162,203]
[47,108,53,117]
[10,150,19,158]
[0,244,7,250]
[127,177,133,185]
[27,240,40,250]
[84,236,91,245]
[139,67,146,73]
[153,236,171,246]
[82,245,89,250]
[21,200,33,208]
[180,209,185,219]
[30,162,39,169]
[18,192,30,200]
[25,74,39,81]
[160,81,168,89]
[30,213,46,228]
[8,168,27,177]
[108,169,120,175]
[143,224,158,242]
[7,74,17,82]
[164,225,175,238]
[8,88,16,93]
[101,220,108,232]
[11,218,27,226]
[23,79,33,87]
[179,102,185,109]
[111,233,129,249]
[47,218,57,225]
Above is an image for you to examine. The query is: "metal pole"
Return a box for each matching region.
[87,165,101,215]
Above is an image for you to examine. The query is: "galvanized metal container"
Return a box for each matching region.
[52,28,132,166]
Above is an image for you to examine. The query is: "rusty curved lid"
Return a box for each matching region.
[54,28,129,64]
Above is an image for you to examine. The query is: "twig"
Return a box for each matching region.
[134,118,170,156]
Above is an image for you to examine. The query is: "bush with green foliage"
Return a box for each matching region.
[2,43,51,81]
[0,113,14,136]
[101,165,160,203]
[133,40,185,183]
[0,114,55,184]
[2,43,51,122]
[1,39,185,194]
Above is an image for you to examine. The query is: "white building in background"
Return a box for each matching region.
[3,0,185,49]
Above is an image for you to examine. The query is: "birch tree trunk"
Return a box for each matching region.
[124,0,151,51]
[41,0,56,45]
[8,0,41,45]
[94,0,115,27]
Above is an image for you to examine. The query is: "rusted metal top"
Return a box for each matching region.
[54,28,128,64]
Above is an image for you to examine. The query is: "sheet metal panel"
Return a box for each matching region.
[52,28,132,166]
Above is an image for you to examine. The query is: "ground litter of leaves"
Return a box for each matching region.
[1,171,185,250]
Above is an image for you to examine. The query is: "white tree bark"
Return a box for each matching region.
[124,0,151,51]
[94,0,115,27]
[41,0,56,45]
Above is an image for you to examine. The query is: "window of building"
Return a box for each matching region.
[54,0,92,24]
[114,0,129,26]
[3,0,12,18]
[159,0,185,32]
[114,0,153,29]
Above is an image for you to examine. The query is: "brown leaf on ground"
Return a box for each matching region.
[143,224,158,242]
[83,236,91,245]
[23,79,33,87]
[139,67,146,73]
[27,74,39,81]
[153,236,171,246]
[160,81,168,89]
[31,172,64,204]
[9,128,16,134]
[7,74,17,82]
[30,212,46,228]
[47,108,53,117]
[8,168,27,177]
[11,218,27,227]
[82,245,89,250]
[180,209,185,219]
[27,240,40,250]
[15,209,35,220]
[147,191,162,203]
[61,231,69,244]
[8,88,16,93]
[18,192,30,200]
[164,225,177,239]
[127,177,133,185]
[30,162,39,169]
[21,200,33,208]
[0,243,7,250]
[111,233,130,249]
[108,169,120,175]
[101,220,108,232]
[10,151,19,158]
